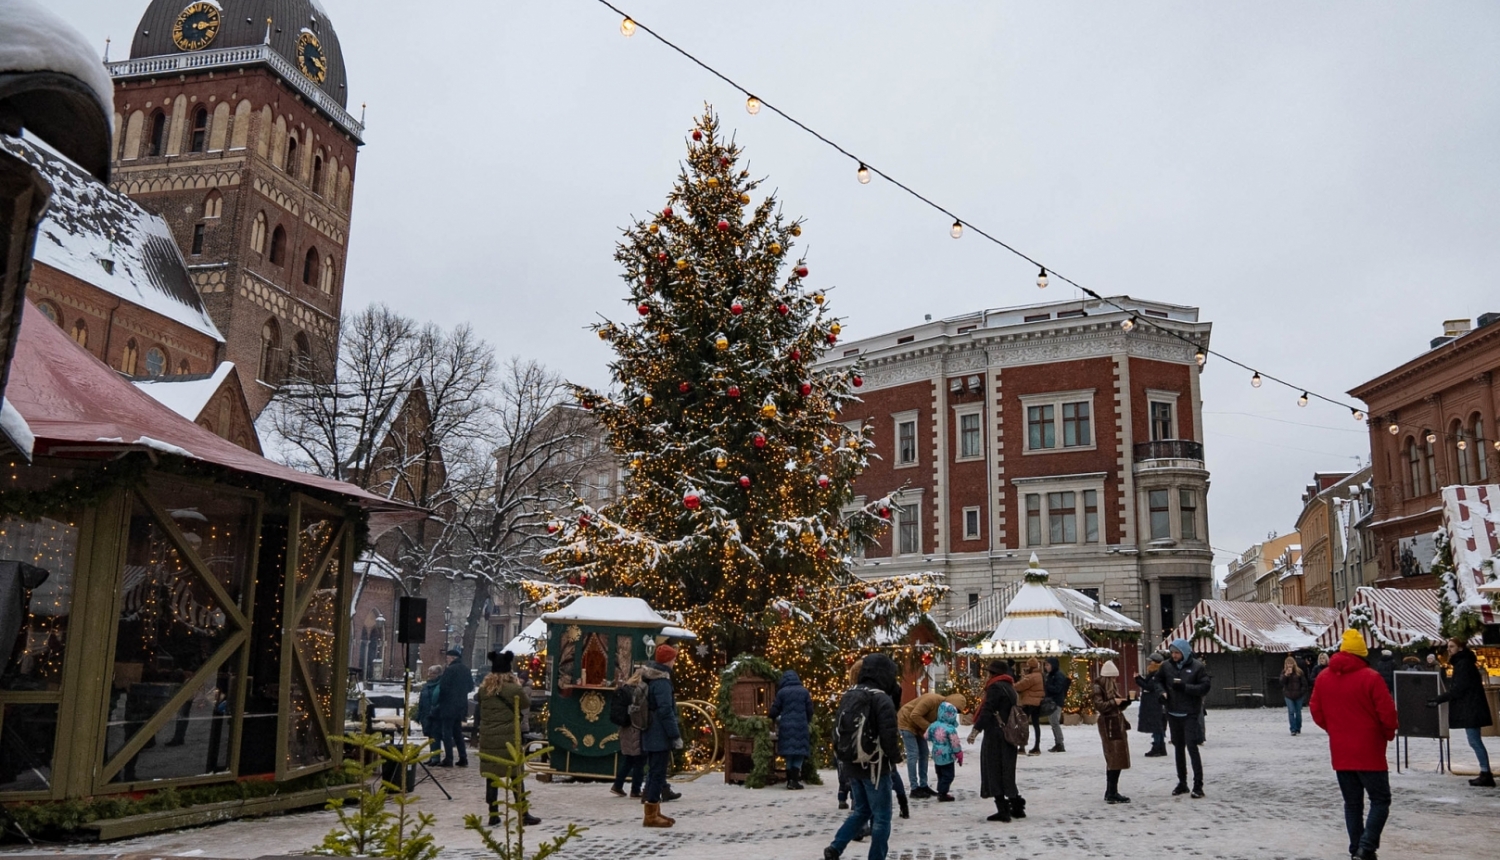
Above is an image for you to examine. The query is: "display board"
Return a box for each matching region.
[1394,671,1447,739]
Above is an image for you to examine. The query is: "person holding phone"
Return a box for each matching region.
[1090,660,1132,804]
[1158,639,1211,798]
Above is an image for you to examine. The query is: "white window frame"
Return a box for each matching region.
[893,410,920,469]
[1019,389,1096,454]
[1147,487,1172,541]
[953,403,985,462]
[1146,389,1181,442]
[962,506,982,541]
[1179,487,1200,541]
[1013,473,1107,548]
[895,499,922,556]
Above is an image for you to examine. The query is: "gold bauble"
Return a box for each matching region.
[800,532,817,546]
[770,242,783,255]
[715,336,729,351]
[715,455,728,469]
[823,443,833,453]
[848,438,860,449]
[739,193,751,204]
[598,328,611,341]
[642,394,654,407]
[813,293,826,305]
[761,402,778,418]
[830,322,841,335]
[631,458,642,469]
[658,333,671,343]
[790,224,802,237]
[648,224,659,234]
[676,259,689,270]
[706,177,720,188]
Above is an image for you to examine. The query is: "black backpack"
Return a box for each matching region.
[610,683,634,727]
[833,686,884,767]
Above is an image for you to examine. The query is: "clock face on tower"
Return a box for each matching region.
[296,31,328,84]
[171,2,221,52]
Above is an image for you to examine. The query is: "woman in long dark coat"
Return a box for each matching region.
[1134,652,1166,756]
[968,659,1022,822]
[1433,637,1495,786]
[1091,660,1132,804]
[769,669,813,790]
[477,651,539,827]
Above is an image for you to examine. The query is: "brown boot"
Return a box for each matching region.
[643,801,675,828]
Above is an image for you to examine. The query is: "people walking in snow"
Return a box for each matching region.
[1281,655,1308,736]
[897,690,966,798]
[1091,659,1132,804]
[770,669,814,790]
[1429,637,1495,788]
[640,644,683,828]
[608,667,646,798]
[1015,657,1046,756]
[1310,651,1331,686]
[1135,652,1167,756]
[824,653,902,860]
[925,701,965,802]
[476,651,539,827]
[968,659,1024,822]
[438,647,474,767]
[1159,638,1210,798]
[1041,657,1070,752]
[416,664,443,757]
[1310,628,1398,860]
[1375,650,1397,695]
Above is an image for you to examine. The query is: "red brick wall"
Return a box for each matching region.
[848,379,935,557]
[945,383,989,550]
[1128,358,1197,441]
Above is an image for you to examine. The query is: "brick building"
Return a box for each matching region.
[822,295,1214,645]
[1351,313,1500,582]
[105,0,364,414]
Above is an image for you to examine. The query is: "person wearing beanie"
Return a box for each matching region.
[438,646,475,767]
[1375,648,1397,696]
[895,691,964,798]
[476,651,539,827]
[966,659,1023,823]
[1135,652,1167,756]
[824,653,903,860]
[640,642,682,827]
[1091,660,1132,804]
[1311,627,1398,860]
[1160,638,1211,798]
[1429,637,1495,788]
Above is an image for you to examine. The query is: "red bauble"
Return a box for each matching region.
[716,219,730,231]
[546,522,559,534]
[727,385,742,398]
[730,301,744,315]
[579,514,591,527]
[878,506,891,519]
[790,349,802,361]
[817,474,830,488]
[864,587,877,599]
[796,585,806,598]
[817,548,828,559]
[656,251,667,262]
[852,375,864,388]
[637,303,651,316]
[683,492,701,510]
[739,475,751,488]
[663,205,674,217]
[578,573,589,586]
[796,265,809,278]
[752,432,767,449]
[777,303,790,316]
[720,156,730,167]
[692,129,703,141]
[826,333,838,345]
[644,276,654,287]
[799,382,813,396]
[921,652,934,666]
[581,398,595,410]
[679,381,692,393]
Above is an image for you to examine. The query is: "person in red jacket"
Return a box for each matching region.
[1310,629,1398,860]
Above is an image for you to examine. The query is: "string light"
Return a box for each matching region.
[1297,392,1308,407]
[1251,372,1262,388]
[857,163,871,184]
[949,220,963,239]
[620,16,636,36]
[1352,409,1365,422]
[1457,437,1467,451]
[745,95,761,115]
[589,0,1370,420]
[1425,429,1437,445]
[1194,349,1207,367]
[1387,422,1400,436]
[1036,267,1048,289]
[1120,316,1136,332]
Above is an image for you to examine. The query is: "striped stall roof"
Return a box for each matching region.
[1164,600,1321,654]
[1280,605,1342,639]
[946,582,1142,639]
[1315,587,1474,649]
[1442,485,1500,625]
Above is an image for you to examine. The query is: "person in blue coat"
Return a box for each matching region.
[770,669,814,790]
[640,644,682,828]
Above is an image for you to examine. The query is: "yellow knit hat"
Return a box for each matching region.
[1339,628,1368,657]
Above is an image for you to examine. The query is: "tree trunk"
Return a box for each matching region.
[460,578,487,663]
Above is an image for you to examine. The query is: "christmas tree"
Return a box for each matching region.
[545,108,941,700]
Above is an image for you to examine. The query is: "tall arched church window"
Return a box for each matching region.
[148,111,168,157]
[190,107,209,153]
[121,339,140,376]
[303,247,319,285]
[204,190,223,219]
[251,212,267,254]
[320,256,335,294]
[269,226,287,265]
[259,319,281,383]
[71,318,88,348]
[311,154,324,197]
[285,136,299,177]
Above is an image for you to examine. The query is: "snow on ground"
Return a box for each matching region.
[4,708,1496,859]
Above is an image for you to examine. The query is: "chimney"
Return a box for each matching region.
[1443,318,1472,338]
[1478,311,1500,329]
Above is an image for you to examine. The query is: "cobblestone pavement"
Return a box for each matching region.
[5,708,1497,859]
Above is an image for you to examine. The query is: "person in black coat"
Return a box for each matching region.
[770,669,813,790]
[438,648,474,767]
[1135,652,1167,756]
[1375,650,1397,695]
[1430,638,1495,787]
[824,654,902,860]
[1159,638,1211,798]
[968,659,1023,823]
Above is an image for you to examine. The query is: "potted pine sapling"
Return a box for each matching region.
[465,700,584,860]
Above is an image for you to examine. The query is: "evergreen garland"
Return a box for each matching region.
[0,454,150,519]
[715,654,781,788]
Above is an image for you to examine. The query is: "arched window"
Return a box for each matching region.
[1424,437,1438,494]
[320,255,335,294]
[259,318,281,382]
[121,339,139,376]
[1454,419,1472,484]
[1472,414,1490,482]
[144,346,167,377]
[204,190,223,219]
[190,107,209,153]
[1406,438,1423,498]
[178,358,191,375]
[148,111,168,157]
[191,223,205,255]
[34,300,59,324]
[251,211,267,254]
[302,247,319,285]
[311,154,324,196]
[269,225,287,265]
[285,136,299,177]
[291,332,313,376]
[71,318,88,348]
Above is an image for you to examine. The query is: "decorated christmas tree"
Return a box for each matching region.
[545,108,943,700]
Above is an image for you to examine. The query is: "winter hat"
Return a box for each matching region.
[445,647,462,658]
[1170,638,1194,661]
[489,650,514,674]
[1148,651,1167,665]
[937,701,960,724]
[1339,628,1369,657]
[654,643,679,664]
[1381,649,1393,657]
[1099,660,1120,678]
[987,659,1011,677]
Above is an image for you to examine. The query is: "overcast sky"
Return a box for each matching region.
[51,1,1500,574]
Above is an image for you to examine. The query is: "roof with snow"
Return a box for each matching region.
[1316,587,1478,650]
[353,550,399,581]
[1166,600,1322,654]
[133,362,237,421]
[0,0,114,180]
[1440,485,1500,624]
[947,582,1143,638]
[541,596,672,629]
[963,559,1106,657]
[502,618,548,657]
[2,137,223,341]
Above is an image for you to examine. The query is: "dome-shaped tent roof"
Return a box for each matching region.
[129,0,350,107]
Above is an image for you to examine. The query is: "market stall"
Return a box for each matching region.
[1165,600,1333,709]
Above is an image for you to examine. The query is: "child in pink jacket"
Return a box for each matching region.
[926,700,966,802]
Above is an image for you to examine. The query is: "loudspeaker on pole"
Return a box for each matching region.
[398,596,427,644]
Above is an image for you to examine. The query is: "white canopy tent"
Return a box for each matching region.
[963,555,1117,658]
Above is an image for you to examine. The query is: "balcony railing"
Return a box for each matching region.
[1133,439,1204,462]
[108,45,364,142]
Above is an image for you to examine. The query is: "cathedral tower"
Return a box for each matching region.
[108,0,363,413]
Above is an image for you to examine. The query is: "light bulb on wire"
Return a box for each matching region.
[857,163,871,184]
[1297,392,1309,407]
[950,220,963,239]
[1194,349,1207,367]
[1387,422,1400,436]
[746,95,761,115]
[1121,316,1136,332]
[1457,437,1468,451]
[1250,372,1262,388]
[1037,267,1048,289]
[620,17,636,36]
[1352,409,1364,422]
[1426,429,1437,444]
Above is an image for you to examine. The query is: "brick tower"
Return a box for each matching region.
[107,0,363,414]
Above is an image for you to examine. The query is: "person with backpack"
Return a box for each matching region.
[609,667,647,798]
[1040,657,1069,753]
[1160,638,1211,798]
[925,700,965,802]
[967,659,1024,823]
[824,653,902,860]
[770,669,813,790]
[640,644,682,828]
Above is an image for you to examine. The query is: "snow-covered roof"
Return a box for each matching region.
[659,625,699,642]
[133,362,237,421]
[2,137,223,341]
[969,566,1096,656]
[1166,600,1321,654]
[0,397,34,460]
[1440,485,1500,623]
[353,551,399,581]
[541,595,671,629]
[1316,587,1476,650]
[1279,605,1342,640]
[0,0,113,121]
[947,582,1142,638]
[502,618,548,656]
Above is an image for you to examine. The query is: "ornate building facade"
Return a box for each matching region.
[821,296,1214,645]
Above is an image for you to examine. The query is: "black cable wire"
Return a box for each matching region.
[596,0,1374,418]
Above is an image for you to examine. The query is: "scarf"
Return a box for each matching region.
[985,674,1015,689]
